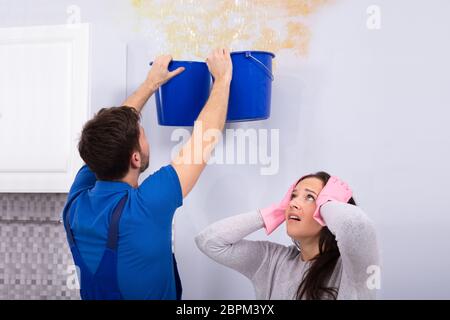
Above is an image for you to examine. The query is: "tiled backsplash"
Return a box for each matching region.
[0,194,80,299]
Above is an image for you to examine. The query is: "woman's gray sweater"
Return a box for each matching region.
[195,201,380,299]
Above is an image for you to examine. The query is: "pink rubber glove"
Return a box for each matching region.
[260,184,296,235]
[313,176,353,226]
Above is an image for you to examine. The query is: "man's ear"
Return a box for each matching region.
[130,151,141,169]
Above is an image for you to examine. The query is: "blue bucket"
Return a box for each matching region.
[155,61,211,126]
[227,51,275,122]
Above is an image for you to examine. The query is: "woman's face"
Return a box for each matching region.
[285,177,324,240]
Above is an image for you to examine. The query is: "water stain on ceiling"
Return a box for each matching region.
[130,0,331,59]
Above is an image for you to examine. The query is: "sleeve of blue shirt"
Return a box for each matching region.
[69,164,97,196]
[138,164,183,215]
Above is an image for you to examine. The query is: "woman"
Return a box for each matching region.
[195,173,380,299]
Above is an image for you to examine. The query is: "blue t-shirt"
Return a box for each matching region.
[63,164,183,299]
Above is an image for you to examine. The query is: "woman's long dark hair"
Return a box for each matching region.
[295,171,356,300]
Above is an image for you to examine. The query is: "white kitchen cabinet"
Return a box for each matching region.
[0,24,90,192]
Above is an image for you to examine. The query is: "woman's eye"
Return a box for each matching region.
[306,194,315,201]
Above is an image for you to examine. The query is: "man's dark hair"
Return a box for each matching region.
[78,106,141,180]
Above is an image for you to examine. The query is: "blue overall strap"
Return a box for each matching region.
[84,194,127,300]
[106,196,127,250]
[63,194,127,249]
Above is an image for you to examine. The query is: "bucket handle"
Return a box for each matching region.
[245,52,274,81]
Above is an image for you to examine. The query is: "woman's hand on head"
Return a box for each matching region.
[260,183,296,235]
[313,176,353,226]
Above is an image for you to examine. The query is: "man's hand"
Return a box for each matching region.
[145,55,185,91]
[206,48,232,85]
[122,54,185,113]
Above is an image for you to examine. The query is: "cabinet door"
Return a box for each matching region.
[0,24,90,192]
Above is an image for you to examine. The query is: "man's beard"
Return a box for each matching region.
[140,152,149,173]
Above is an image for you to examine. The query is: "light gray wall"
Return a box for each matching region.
[1,0,449,299]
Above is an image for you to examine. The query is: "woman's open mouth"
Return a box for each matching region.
[288,214,302,222]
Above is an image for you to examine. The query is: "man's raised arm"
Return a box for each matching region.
[171,48,233,198]
[122,55,185,112]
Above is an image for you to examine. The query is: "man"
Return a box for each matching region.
[62,48,232,299]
